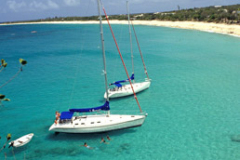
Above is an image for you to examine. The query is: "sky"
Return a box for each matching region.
[0,0,239,22]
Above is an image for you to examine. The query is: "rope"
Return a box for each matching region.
[0,146,5,152]
[0,67,4,73]
[0,139,9,153]
[101,2,142,113]
[0,67,22,89]
[24,151,26,160]
[4,152,7,160]
[130,21,150,80]
[34,133,48,138]
[11,148,16,160]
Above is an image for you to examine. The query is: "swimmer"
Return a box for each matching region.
[81,142,93,149]
[8,142,14,148]
[100,137,108,144]
[6,134,11,141]
[106,135,111,141]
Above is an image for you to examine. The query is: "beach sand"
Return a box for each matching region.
[1,20,240,37]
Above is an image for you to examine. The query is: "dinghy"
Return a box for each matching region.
[9,133,34,148]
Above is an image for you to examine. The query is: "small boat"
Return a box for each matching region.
[9,133,34,148]
[104,1,151,99]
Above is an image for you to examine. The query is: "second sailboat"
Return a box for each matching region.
[104,1,151,99]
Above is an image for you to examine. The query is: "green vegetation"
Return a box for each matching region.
[2,4,240,24]
[135,4,240,24]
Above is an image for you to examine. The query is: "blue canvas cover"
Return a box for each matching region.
[110,74,134,87]
[69,101,110,113]
[115,83,122,87]
[60,111,74,120]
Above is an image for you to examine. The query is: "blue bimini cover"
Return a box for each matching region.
[60,111,74,120]
[69,101,110,113]
[110,74,134,87]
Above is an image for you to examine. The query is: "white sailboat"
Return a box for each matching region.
[49,0,146,134]
[104,1,151,99]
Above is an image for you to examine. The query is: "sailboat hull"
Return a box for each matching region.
[49,114,146,133]
[104,80,151,99]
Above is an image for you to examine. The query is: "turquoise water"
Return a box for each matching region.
[0,23,240,160]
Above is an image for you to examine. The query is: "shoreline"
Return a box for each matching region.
[1,20,240,37]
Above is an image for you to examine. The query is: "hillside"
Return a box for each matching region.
[135,4,240,24]
[2,4,240,24]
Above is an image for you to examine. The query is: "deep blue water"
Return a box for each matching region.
[0,23,240,160]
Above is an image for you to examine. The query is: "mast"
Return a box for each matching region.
[101,4,143,113]
[97,0,110,114]
[126,1,134,76]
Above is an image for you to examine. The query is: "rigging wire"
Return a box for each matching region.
[127,1,134,75]
[110,10,127,89]
[4,152,7,160]
[0,67,4,73]
[11,148,16,160]
[130,20,150,80]
[115,16,125,82]
[0,67,22,89]
[100,1,143,113]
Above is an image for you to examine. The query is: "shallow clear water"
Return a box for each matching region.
[0,24,240,160]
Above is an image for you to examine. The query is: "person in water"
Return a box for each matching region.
[106,135,111,141]
[6,134,11,141]
[81,142,93,149]
[8,142,14,148]
[100,137,108,144]
[1,134,12,150]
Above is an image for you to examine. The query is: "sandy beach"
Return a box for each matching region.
[1,20,240,37]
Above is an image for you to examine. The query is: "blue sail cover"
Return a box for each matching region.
[110,74,134,87]
[69,101,110,113]
[60,111,74,120]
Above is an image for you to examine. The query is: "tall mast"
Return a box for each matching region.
[127,1,134,76]
[97,0,110,114]
[101,4,143,113]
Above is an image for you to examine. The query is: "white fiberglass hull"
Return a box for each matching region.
[104,80,151,99]
[9,133,34,148]
[49,114,146,133]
